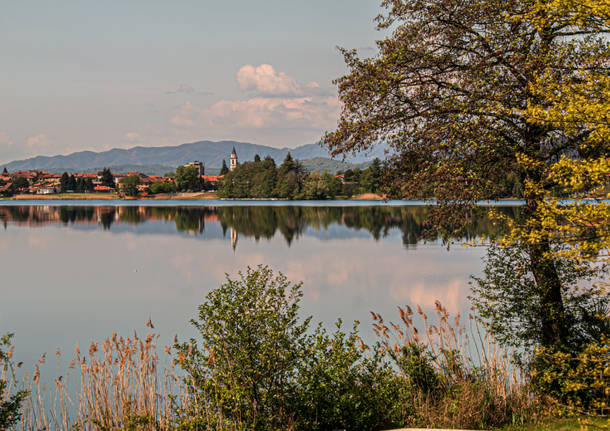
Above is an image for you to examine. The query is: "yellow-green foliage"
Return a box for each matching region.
[531,334,610,419]
[500,0,610,267]
[493,155,610,264]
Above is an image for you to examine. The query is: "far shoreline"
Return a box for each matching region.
[0,192,528,207]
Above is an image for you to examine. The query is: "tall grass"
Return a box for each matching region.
[3,304,540,431]
[372,301,537,429]
[9,328,188,431]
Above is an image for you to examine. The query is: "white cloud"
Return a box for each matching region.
[123,132,141,143]
[237,64,303,97]
[165,64,339,146]
[26,134,53,151]
[171,96,339,131]
[170,101,197,127]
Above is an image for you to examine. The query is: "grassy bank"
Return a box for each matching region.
[8,192,119,200]
[499,417,609,430]
[3,192,388,201]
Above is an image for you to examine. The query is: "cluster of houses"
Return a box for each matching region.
[0,163,222,195]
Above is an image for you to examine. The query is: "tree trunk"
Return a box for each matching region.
[523,191,570,348]
[528,240,569,347]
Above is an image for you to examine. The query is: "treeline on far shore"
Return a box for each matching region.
[217,153,382,199]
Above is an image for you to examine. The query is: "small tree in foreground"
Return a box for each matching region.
[177,266,310,429]
[176,266,405,431]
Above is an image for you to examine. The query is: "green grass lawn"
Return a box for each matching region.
[499,417,609,430]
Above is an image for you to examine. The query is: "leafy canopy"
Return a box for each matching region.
[324,0,609,349]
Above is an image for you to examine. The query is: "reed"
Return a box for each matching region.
[9,326,193,431]
[371,301,538,429]
[4,304,541,431]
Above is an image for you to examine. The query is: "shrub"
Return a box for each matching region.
[530,334,610,418]
[176,266,309,430]
[176,266,405,431]
[293,321,406,431]
[0,333,27,431]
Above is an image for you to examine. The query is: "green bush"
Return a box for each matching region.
[176,266,404,431]
[0,334,27,431]
[293,321,405,431]
[530,335,610,417]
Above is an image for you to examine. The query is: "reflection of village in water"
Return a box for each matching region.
[0,205,518,249]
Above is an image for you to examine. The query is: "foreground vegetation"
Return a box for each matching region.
[2,267,608,430]
[501,417,610,431]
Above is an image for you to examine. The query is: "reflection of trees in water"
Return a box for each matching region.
[59,207,95,224]
[217,206,519,247]
[218,207,308,245]
[0,205,519,248]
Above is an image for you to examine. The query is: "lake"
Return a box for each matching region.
[0,201,517,373]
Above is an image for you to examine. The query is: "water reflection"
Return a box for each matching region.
[0,203,505,375]
[0,205,518,248]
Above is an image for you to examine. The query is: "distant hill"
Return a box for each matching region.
[54,158,364,176]
[300,157,371,173]
[2,140,387,173]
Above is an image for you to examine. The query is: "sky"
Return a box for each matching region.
[0,0,384,163]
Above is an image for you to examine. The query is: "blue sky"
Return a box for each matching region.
[0,0,384,163]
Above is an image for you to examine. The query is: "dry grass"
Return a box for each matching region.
[12,193,118,200]
[8,328,190,431]
[371,301,537,429]
[3,304,541,431]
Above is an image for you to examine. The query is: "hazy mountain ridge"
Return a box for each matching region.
[2,140,386,172]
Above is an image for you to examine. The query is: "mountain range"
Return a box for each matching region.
[2,140,385,174]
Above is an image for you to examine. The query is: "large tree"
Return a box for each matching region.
[324,0,609,349]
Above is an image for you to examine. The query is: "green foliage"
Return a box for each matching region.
[374,305,535,429]
[219,159,229,176]
[530,335,610,417]
[301,171,342,199]
[218,152,335,199]
[1,334,28,431]
[293,321,405,431]
[470,244,609,356]
[10,177,29,192]
[323,0,609,353]
[119,174,141,197]
[176,266,405,431]
[273,153,305,199]
[61,174,94,193]
[175,166,203,192]
[359,158,381,194]
[150,180,177,194]
[177,266,309,429]
[100,167,114,188]
[60,172,72,192]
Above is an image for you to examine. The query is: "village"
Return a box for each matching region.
[0,148,383,200]
[0,164,221,196]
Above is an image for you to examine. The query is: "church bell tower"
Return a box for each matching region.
[230,147,238,171]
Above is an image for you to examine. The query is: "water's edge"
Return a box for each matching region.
[0,199,527,207]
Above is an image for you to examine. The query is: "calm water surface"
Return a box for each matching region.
[0,202,516,372]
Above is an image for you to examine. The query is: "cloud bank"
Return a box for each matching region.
[169,64,339,143]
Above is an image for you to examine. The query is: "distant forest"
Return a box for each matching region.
[218,153,382,199]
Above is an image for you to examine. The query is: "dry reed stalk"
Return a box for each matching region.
[373,301,534,429]
[6,329,200,431]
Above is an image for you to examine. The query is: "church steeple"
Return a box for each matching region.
[230,147,238,171]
